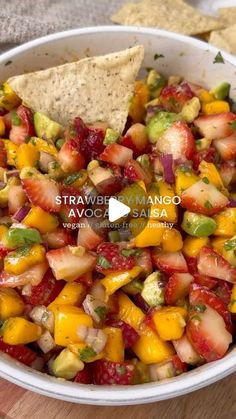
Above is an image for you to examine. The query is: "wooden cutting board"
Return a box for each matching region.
[0,373,236,419]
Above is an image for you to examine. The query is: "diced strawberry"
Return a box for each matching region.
[185,256,198,275]
[0,139,7,168]
[23,269,65,306]
[0,337,37,366]
[95,242,135,274]
[197,247,236,283]
[8,185,27,214]
[46,246,97,281]
[99,143,133,167]
[189,283,233,332]
[73,116,89,140]
[105,319,139,348]
[143,307,158,332]
[93,360,135,385]
[181,180,229,215]
[9,105,35,145]
[0,262,48,288]
[60,185,85,223]
[171,354,188,375]
[187,304,232,362]
[165,272,194,305]
[152,249,188,275]
[194,112,236,140]
[160,82,194,113]
[58,140,85,173]
[194,273,218,290]
[124,159,151,183]
[77,217,104,250]
[214,132,236,161]
[172,334,203,365]
[22,176,61,213]
[156,121,195,160]
[88,165,123,196]
[76,271,93,287]
[0,246,9,257]
[135,248,152,276]
[80,128,105,162]
[219,161,236,186]
[192,147,215,170]
[42,228,75,249]
[3,112,12,130]
[74,365,93,384]
[121,123,148,157]
[213,280,232,306]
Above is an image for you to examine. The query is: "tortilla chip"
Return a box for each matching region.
[111,0,222,36]
[209,24,236,55]
[7,46,144,133]
[218,7,236,26]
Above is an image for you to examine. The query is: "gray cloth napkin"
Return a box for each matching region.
[0,0,135,53]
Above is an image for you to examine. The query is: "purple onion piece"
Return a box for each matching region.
[132,293,149,313]
[13,206,31,222]
[160,154,175,184]
[227,198,236,208]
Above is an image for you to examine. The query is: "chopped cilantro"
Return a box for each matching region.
[194,304,206,313]
[12,245,31,257]
[11,111,21,126]
[224,238,236,251]
[202,177,209,184]
[229,120,236,130]
[121,248,140,258]
[190,315,201,322]
[97,255,112,269]
[64,172,82,185]
[179,165,191,173]
[79,346,96,361]
[116,365,126,375]
[94,305,106,321]
[213,52,224,64]
[204,200,213,209]
[154,53,164,60]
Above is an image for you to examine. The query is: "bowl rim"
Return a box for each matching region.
[0,25,236,405]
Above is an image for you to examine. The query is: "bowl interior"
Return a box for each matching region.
[0,26,235,405]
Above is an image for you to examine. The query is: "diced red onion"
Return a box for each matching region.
[160,154,175,184]
[4,170,20,182]
[77,326,107,353]
[132,293,149,313]
[82,294,107,323]
[37,330,56,354]
[42,242,49,252]
[227,198,236,208]
[90,281,106,301]
[13,206,30,222]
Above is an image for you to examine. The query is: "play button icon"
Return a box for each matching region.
[108,197,131,223]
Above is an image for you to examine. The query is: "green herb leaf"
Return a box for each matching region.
[213,52,225,64]
[229,120,236,131]
[121,248,140,258]
[204,200,213,209]
[11,111,21,126]
[79,346,97,361]
[64,172,82,185]
[202,177,209,184]
[116,365,126,375]
[12,245,32,257]
[94,306,106,321]
[194,304,206,313]
[97,255,112,269]
[224,237,236,251]
[154,53,164,60]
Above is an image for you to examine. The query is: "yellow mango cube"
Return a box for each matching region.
[16,143,39,170]
[199,89,215,104]
[0,117,5,136]
[230,285,236,313]
[152,307,187,341]
[183,236,209,258]
[175,168,199,196]
[199,161,228,195]
[48,282,86,309]
[30,137,58,157]
[23,206,59,234]
[149,181,177,222]
[2,317,41,344]
[103,327,124,362]
[4,140,18,166]
[211,237,227,254]
[161,228,183,252]
[213,208,236,236]
[0,289,25,320]
[4,244,46,275]
[68,343,104,362]
[117,292,145,331]
[53,305,93,346]
[0,83,20,110]
[131,218,164,248]
[101,266,142,299]
[202,100,230,115]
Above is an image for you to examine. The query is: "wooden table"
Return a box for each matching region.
[0,373,236,419]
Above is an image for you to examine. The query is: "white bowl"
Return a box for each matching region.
[0,26,235,405]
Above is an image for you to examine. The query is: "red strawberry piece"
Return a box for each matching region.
[189,283,233,332]
[213,280,232,306]
[95,242,135,274]
[46,246,97,281]
[74,365,93,384]
[219,161,236,186]
[3,112,12,130]
[105,319,139,348]
[76,271,93,287]
[9,105,35,145]
[197,247,236,283]
[58,140,85,173]
[77,217,104,250]
[172,334,203,365]
[23,269,64,306]
[0,337,37,366]
[93,360,135,385]
[214,132,236,161]
[124,159,151,183]
[135,248,152,276]
[192,147,215,170]
[74,116,89,140]
[156,121,195,160]
[8,184,27,215]
[181,180,229,215]
[88,165,123,196]
[160,82,194,113]
[194,273,218,290]
[0,246,9,257]
[186,305,232,362]
[143,307,158,331]
[194,112,236,140]
[0,262,48,288]
[0,139,7,167]
[152,249,188,275]
[185,256,198,275]
[99,143,133,167]
[121,123,148,157]
[165,272,194,305]
[22,176,61,213]
[60,185,85,223]
[42,228,75,249]
[80,128,105,162]
[172,354,188,375]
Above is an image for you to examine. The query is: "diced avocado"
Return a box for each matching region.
[52,348,84,379]
[141,271,164,307]
[210,82,230,100]
[131,359,150,384]
[182,211,217,237]
[34,112,62,142]
[136,154,150,170]
[117,182,148,215]
[55,138,65,150]
[6,227,42,248]
[122,278,143,295]
[181,97,201,123]
[147,112,181,143]
[103,128,120,145]
[147,69,166,99]
[223,235,236,267]
[48,161,64,179]
[195,137,212,151]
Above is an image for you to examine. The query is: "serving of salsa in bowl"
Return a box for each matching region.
[0,26,235,405]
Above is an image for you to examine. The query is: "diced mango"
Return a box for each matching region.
[103,327,124,362]
[132,325,175,364]
[199,90,215,104]
[48,282,86,309]
[183,236,209,258]
[230,285,236,313]
[161,228,183,252]
[0,83,20,110]
[149,181,177,222]
[213,208,236,236]
[53,305,93,346]
[132,218,165,248]
[101,266,142,299]
[175,169,199,196]
[16,143,39,170]
[23,206,59,234]
[117,292,145,332]
[211,237,226,254]
[4,244,46,275]
[4,140,18,166]
[2,317,41,344]
[68,342,104,362]
[199,161,228,195]
[29,137,58,158]
[0,289,25,320]
[152,307,187,341]
[129,80,150,123]
[0,117,5,136]
[202,100,230,115]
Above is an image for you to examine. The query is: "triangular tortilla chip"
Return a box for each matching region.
[218,7,236,26]
[7,46,144,133]
[209,24,236,55]
[111,0,223,36]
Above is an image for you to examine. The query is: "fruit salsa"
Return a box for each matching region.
[0,62,236,386]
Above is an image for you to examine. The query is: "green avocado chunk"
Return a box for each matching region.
[103,128,120,145]
[34,112,62,142]
[52,348,84,379]
[210,82,230,100]
[147,111,181,143]
[182,211,217,237]
[141,271,164,307]
[6,227,42,248]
